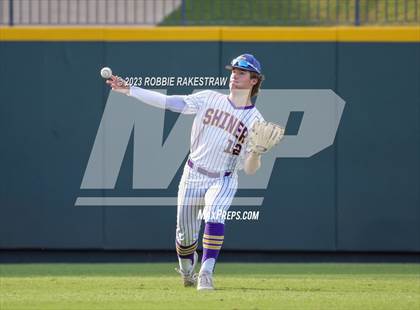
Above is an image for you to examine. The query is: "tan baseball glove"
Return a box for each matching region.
[248,121,285,154]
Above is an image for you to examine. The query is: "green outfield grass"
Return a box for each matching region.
[1,263,419,309]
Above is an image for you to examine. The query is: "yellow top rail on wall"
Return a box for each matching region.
[0,27,419,42]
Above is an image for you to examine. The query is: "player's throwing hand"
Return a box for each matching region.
[106,75,129,94]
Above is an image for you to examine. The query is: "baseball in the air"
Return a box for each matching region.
[100,67,112,79]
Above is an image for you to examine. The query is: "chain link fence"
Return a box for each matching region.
[1,0,419,26]
[0,0,181,25]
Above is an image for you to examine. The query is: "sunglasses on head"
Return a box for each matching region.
[231,58,260,74]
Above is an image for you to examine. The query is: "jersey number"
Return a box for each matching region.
[224,139,241,156]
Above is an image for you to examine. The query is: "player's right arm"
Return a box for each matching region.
[105,75,196,114]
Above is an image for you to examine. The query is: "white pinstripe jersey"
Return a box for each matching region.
[183,90,264,173]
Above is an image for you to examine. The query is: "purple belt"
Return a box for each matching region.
[187,159,232,178]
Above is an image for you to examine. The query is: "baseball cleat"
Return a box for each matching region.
[175,252,198,287]
[175,269,197,287]
[197,271,214,291]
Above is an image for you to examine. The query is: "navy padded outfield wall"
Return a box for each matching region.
[0,29,419,251]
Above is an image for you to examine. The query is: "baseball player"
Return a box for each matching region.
[106,54,284,290]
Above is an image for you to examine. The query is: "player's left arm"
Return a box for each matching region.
[243,152,261,175]
[243,114,264,175]
[244,119,285,175]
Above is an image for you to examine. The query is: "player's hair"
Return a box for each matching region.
[250,72,264,98]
